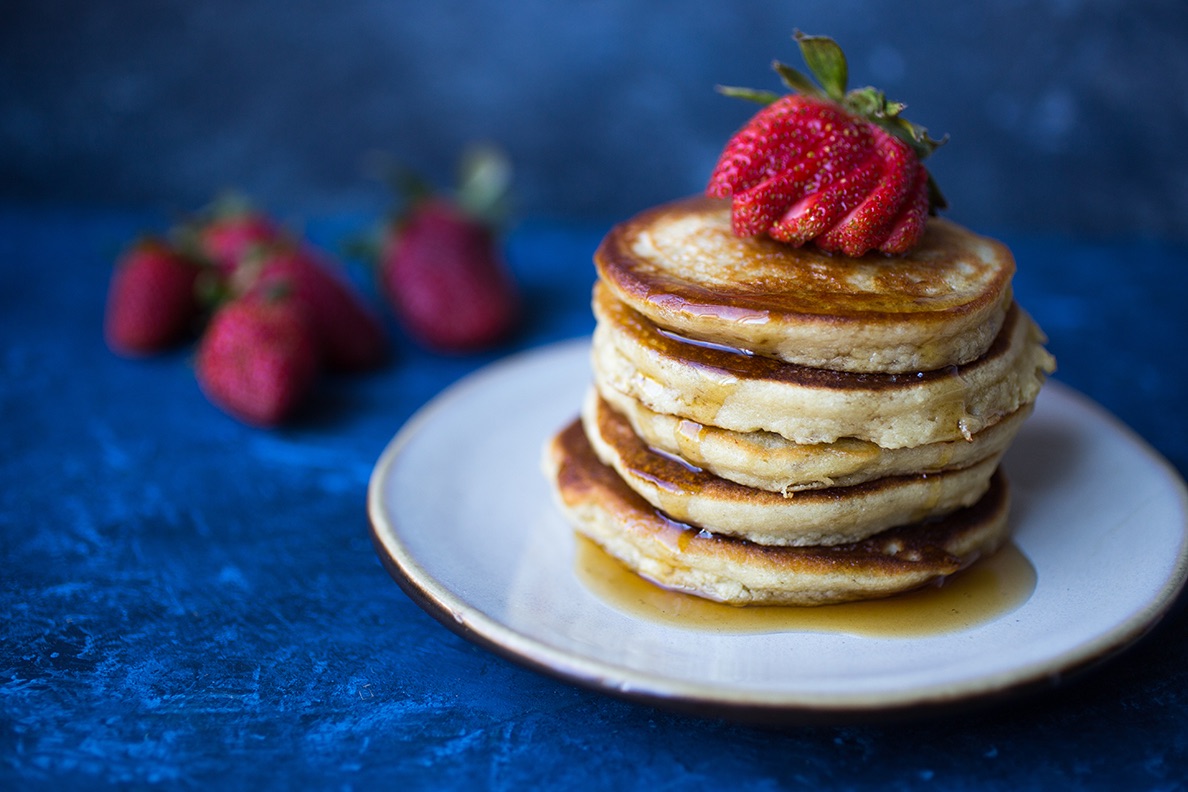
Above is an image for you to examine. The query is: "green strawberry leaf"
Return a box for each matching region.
[715,85,781,105]
[845,86,892,119]
[771,62,822,98]
[844,87,947,160]
[795,31,847,100]
[884,115,948,160]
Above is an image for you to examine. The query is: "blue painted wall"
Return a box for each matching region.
[3,0,1186,238]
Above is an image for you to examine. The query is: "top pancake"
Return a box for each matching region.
[595,196,1016,373]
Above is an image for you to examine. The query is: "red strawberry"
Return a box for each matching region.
[707,32,946,256]
[237,243,389,372]
[195,289,319,427]
[376,147,520,353]
[379,199,519,353]
[104,238,203,356]
[177,196,283,276]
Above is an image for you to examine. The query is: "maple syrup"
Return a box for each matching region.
[574,534,1035,638]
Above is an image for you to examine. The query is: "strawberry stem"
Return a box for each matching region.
[455,143,512,229]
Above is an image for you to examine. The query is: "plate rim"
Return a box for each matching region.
[367,338,1188,722]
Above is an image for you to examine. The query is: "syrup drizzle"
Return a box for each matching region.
[574,535,1036,638]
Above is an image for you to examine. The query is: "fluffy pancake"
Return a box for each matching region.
[594,383,1032,493]
[545,420,1012,606]
[592,281,1055,448]
[581,390,1001,546]
[594,196,1016,373]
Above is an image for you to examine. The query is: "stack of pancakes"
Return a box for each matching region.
[544,196,1055,606]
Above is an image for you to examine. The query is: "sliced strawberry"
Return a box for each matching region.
[815,128,917,257]
[709,96,847,196]
[769,145,882,245]
[731,166,820,237]
[707,32,946,256]
[727,117,873,237]
[879,164,931,255]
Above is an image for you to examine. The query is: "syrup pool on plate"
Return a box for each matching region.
[574,535,1036,638]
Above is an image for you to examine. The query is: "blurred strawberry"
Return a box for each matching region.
[376,145,520,353]
[236,242,389,372]
[104,237,204,356]
[176,194,284,277]
[195,288,319,427]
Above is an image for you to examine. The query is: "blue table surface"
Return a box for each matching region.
[3,204,1187,789]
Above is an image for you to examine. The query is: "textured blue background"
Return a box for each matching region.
[2,205,1187,788]
[3,0,1188,237]
[3,0,1188,787]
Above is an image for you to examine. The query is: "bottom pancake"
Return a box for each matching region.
[544,419,1012,607]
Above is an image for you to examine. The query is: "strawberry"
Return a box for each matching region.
[377,146,520,353]
[236,242,389,372]
[707,32,946,256]
[195,289,319,427]
[177,195,283,276]
[379,200,519,353]
[104,238,204,356]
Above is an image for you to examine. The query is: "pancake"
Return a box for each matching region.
[581,390,1001,546]
[594,383,1032,493]
[545,420,1012,606]
[592,282,1055,448]
[595,196,1015,374]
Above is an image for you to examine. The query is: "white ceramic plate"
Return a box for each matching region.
[368,338,1188,721]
